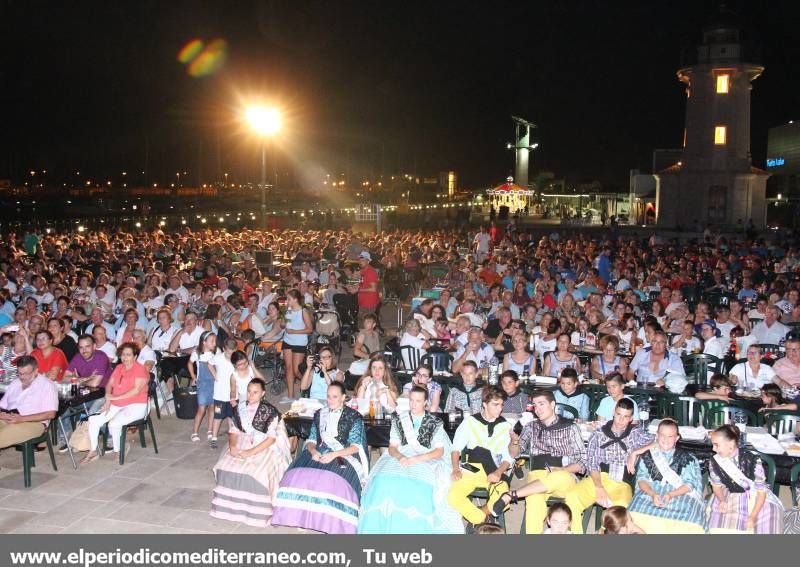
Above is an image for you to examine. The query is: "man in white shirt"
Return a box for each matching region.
[713,306,736,339]
[664,289,687,319]
[450,315,472,351]
[299,261,319,282]
[84,307,117,342]
[452,327,495,377]
[214,277,234,300]
[166,275,190,304]
[750,306,790,345]
[454,299,486,329]
[473,227,492,262]
[698,319,726,359]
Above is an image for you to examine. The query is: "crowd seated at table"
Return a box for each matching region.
[0,224,799,534]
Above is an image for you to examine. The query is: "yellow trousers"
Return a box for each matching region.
[447,463,509,525]
[523,469,577,534]
[565,473,633,534]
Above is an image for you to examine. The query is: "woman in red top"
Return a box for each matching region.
[81,342,150,464]
[31,330,68,382]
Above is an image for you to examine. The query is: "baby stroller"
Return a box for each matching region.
[314,306,342,356]
[247,338,286,396]
[333,292,359,343]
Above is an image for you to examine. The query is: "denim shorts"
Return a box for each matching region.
[213,400,235,419]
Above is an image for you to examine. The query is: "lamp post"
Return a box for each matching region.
[245,106,281,228]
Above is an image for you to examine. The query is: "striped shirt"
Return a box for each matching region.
[444,385,483,415]
[518,416,587,473]
[586,424,653,474]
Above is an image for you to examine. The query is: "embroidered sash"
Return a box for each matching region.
[713,454,750,491]
[399,411,427,455]
[650,449,702,503]
[317,406,370,484]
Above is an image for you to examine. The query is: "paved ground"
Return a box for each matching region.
[0,303,792,534]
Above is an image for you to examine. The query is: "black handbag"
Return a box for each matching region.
[173,386,198,420]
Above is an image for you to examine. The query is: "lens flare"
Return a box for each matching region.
[177,39,204,64]
[187,38,228,77]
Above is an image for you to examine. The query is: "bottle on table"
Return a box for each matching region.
[488,356,499,386]
[638,398,650,427]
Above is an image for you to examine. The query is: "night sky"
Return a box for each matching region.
[1,0,798,190]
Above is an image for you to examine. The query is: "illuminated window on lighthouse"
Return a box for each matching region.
[716,74,730,93]
[714,126,727,145]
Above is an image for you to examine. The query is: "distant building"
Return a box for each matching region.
[629,169,657,225]
[655,6,769,229]
[439,171,457,197]
[652,149,683,173]
[766,122,800,220]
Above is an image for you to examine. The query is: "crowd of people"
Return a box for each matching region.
[0,223,798,534]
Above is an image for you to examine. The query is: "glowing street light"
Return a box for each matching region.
[244,105,282,226]
[245,106,281,136]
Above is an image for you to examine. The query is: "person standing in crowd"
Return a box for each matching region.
[281,289,313,400]
[351,251,380,324]
[188,331,218,445]
[210,338,238,447]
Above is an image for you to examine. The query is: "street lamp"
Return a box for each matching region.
[245,106,281,227]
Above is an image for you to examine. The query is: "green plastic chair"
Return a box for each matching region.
[765,411,800,437]
[556,403,579,420]
[790,462,800,510]
[753,451,779,496]
[702,405,759,428]
[681,353,722,387]
[14,427,57,488]
[658,394,702,426]
[99,411,159,465]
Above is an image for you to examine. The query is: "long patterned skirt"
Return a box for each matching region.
[271,451,362,534]
[628,481,706,534]
[707,490,784,534]
[211,434,291,528]
[357,454,463,534]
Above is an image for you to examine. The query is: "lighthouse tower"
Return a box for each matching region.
[656,5,769,229]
